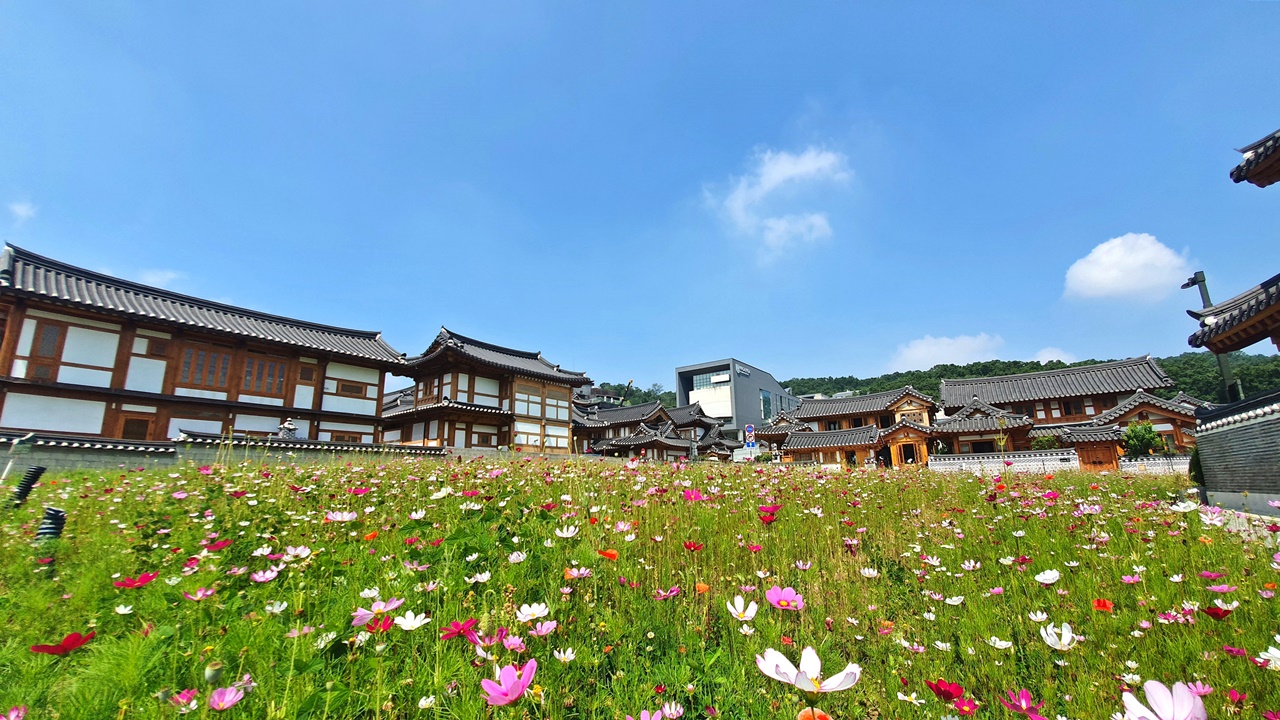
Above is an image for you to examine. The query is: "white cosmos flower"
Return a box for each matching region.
[466,572,491,584]
[1034,569,1061,585]
[987,636,1013,650]
[998,556,1015,566]
[739,625,755,636]
[944,596,964,606]
[726,596,758,622]
[115,605,133,615]
[933,641,951,652]
[265,601,288,616]
[1040,623,1079,651]
[1169,574,1184,583]
[1028,611,1049,622]
[360,587,380,600]
[508,551,527,564]
[465,553,480,562]
[898,692,926,706]
[553,647,576,663]
[394,611,431,631]
[1170,501,1200,513]
[860,568,880,578]
[555,525,580,538]
[516,603,550,623]
[418,696,436,709]
[1122,681,1206,720]
[755,646,861,693]
[409,509,426,520]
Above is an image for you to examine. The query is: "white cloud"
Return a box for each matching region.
[136,269,184,289]
[1064,232,1190,300]
[8,202,36,225]
[1033,347,1076,364]
[710,146,850,263]
[889,333,1004,372]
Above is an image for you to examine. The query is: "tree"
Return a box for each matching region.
[1122,422,1165,459]
[1030,436,1060,451]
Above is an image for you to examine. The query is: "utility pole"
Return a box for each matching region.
[1182,271,1245,403]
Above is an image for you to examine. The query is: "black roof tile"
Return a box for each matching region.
[1090,390,1197,425]
[940,357,1173,409]
[1187,271,1280,349]
[792,386,935,420]
[0,245,405,364]
[1230,127,1280,187]
[407,328,591,386]
[782,425,880,450]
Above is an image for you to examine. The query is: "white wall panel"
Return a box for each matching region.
[26,309,120,330]
[319,421,375,433]
[61,326,120,368]
[168,418,225,438]
[57,366,113,387]
[321,394,376,415]
[475,377,499,396]
[234,414,282,432]
[325,362,379,384]
[135,328,172,339]
[383,428,401,442]
[293,419,311,437]
[124,357,167,393]
[0,393,106,434]
[293,385,315,409]
[239,394,285,406]
[121,404,157,413]
[411,422,425,441]
[174,387,228,400]
[17,319,35,356]
[11,359,27,377]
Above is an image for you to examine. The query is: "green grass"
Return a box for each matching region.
[0,457,1277,719]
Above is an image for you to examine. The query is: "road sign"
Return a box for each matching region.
[746,441,756,449]
[744,424,755,434]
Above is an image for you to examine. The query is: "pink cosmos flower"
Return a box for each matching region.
[654,586,681,601]
[208,687,244,711]
[480,659,537,706]
[441,618,479,642]
[325,511,358,522]
[1122,681,1208,720]
[182,588,214,602]
[1000,689,1047,720]
[169,689,198,708]
[1206,585,1237,593]
[528,621,558,637]
[352,598,405,626]
[765,586,804,611]
[1122,575,1142,584]
[250,569,278,583]
[626,711,664,720]
[1185,682,1212,697]
[6,707,27,720]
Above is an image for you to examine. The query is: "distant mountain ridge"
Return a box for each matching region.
[782,351,1280,406]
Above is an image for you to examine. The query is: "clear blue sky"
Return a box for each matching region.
[3,3,1277,391]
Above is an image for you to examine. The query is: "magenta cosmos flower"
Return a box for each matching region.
[208,687,244,711]
[480,659,537,706]
[765,585,804,611]
[1122,681,1207,720]
[1000,689,1048,720]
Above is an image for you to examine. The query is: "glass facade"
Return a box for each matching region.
[692,371,730,390]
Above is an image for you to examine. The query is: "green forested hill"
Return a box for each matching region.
[782,351,1280,405]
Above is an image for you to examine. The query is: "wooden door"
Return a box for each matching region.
[1077,443,1118,472]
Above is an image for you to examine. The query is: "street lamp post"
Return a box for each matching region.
[1182,271,1245,403]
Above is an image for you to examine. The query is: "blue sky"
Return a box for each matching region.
[3,3,1277,392]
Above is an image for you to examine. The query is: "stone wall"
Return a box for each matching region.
[1195,389,1280,495]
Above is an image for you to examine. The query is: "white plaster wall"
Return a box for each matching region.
[690,386,732,418]
[125,357,167,393]
[293,385,315,409]
[62,326,120,367]
[234,414,282,432]
[11,359,27,377]
[175,387,228,400]
[57,366,113,387]
[325,362,379,384]
[475,377,500,396]
[16,318,36,356]
[168,418,225,438]
[239,394,286,406]
[0,393,106,434]
[293,419,311,437]
[321,394,376,415]
[319,421,375,433]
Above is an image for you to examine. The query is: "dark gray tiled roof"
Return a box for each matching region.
[933,397,1033,434]
[1091,390,1197,425]
[408,328,591,386]
[756,410,809,437]
[792,386,935,420]
[1230,127,1280,187]
[782,425,880,450]
[597,422,691,451]
[667,402,721,428]
[1171,392,1213,409]
[1027,422,1090,438]
[940,357,1173,409]
[383,398,513,420]
[698,426,743,451]
[1187,271,1280,349]
[583,401,667,428]
[0,244,405,364]
[1060,425,1124,443]
[175,429,446,454]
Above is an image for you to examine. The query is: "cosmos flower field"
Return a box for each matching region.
[1,456,1278,720]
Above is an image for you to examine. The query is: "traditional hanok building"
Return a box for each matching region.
[753,409,810,448]
[931,397,1036,454]
[572,399,670,454]
[578,400,740,459]
[0,244,403,442]
[778,419,933,467]
[1188,271,1280,355]
[940,356,1175,426]
[790,386,937,431]
[381,328,591,453]
[1230,127,1280,188]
